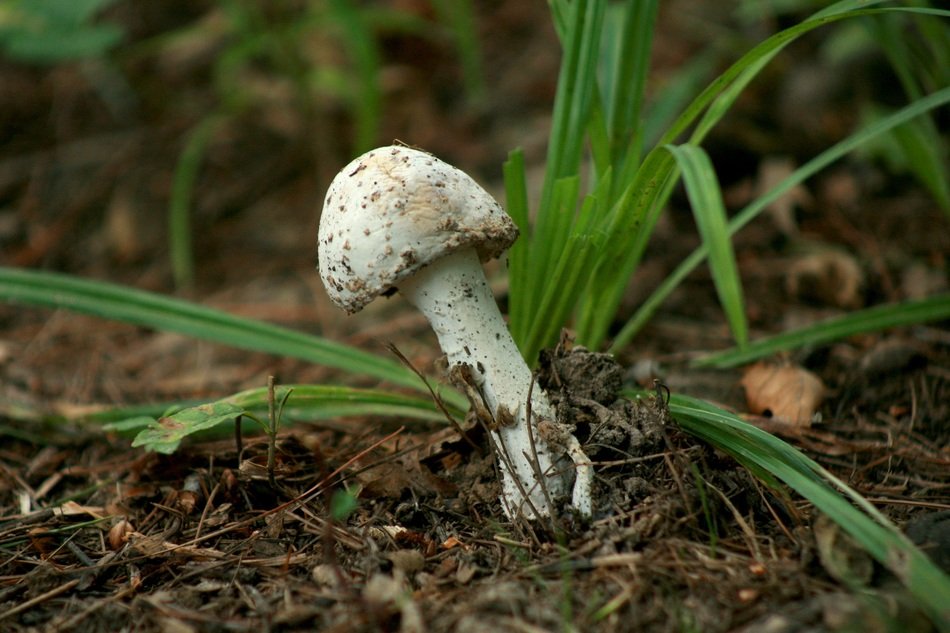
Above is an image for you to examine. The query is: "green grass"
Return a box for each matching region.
[669,394,950,628]
[1,1,949,629]
[506,0,950,361]
[0,267,466,409]
[694,293,950,368]
[611,86,950,353]
[0,0,124,63]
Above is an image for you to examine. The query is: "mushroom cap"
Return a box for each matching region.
[318,145,519,313]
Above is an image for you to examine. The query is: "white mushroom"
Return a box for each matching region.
[317,145,592,519]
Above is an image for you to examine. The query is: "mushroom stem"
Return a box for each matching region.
[398,247,591,519]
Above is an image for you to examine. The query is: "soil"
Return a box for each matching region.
[1,2,948,632]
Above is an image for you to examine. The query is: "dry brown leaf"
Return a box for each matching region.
[740,362,825,428]
[357,462,413,498]
[108,518,135,550]
[54,501,106,519]
[757,156,812,236]
[786,248,864,309]
[126,532,224,560]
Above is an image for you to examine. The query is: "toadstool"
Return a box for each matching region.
[317,144,592,519]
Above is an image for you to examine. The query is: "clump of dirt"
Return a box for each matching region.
[543,346,664,455]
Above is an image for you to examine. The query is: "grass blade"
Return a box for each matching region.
[610,86,950,353]
[0,267,458,401]
[603,0,658,178]
[867,12,950,212]
[328,0,381,153]
[511,0,605,345]
[579,7,867,350]
[668,393,950,629]
[575,147,677,349]
[666,144,748,348]
[504,149,533,344]
[169,115,223,290]
[429,0,484,102]
[694,294,950,369]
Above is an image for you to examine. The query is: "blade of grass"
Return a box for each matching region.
[0,267,467,407]
[580,4,943,352]
[668,393,950,629]
[521,235,598,365]
[575,147,678,349]
[328,0,381,153]
[521,169,615,361]
[169,115,223,290]
[545,0,605,179]
[666,144,748,348]
[525,175,580,339]
[694,293,950,369]
[504,148,532,345]
[914,9,950,90]
[610,85,950,353]
[603,0,658,180]
[887,116,950,214]
[641,55,716,149]
[867,12,950,212]
[511,0,605,343]
[429,0,484,102]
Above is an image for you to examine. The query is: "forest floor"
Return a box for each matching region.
[0,2,947,631]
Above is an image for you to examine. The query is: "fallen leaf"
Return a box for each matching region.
[757,156,812,236]
[108,519,135,550]
[786,248,864,309]
[740,362,825,428]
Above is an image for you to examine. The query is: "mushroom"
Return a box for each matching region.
[317,145,592,519]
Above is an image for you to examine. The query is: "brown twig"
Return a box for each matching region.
[0,578,80,622]
[385,342,481,454]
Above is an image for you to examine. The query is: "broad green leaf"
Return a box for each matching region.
[330,488,359,521]
[22,0,118,25]
[132,402,245,454]
[2,25,122,62]
[0,0,123,63]
[127,385,450,454]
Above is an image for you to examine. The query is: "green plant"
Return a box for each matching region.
[505,0,950,363]
[2,0,950,628]
[0,0,123,63]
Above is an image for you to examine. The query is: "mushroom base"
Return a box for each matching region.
[398,248,586,519]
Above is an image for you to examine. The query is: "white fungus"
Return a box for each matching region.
[318,145,592,519]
